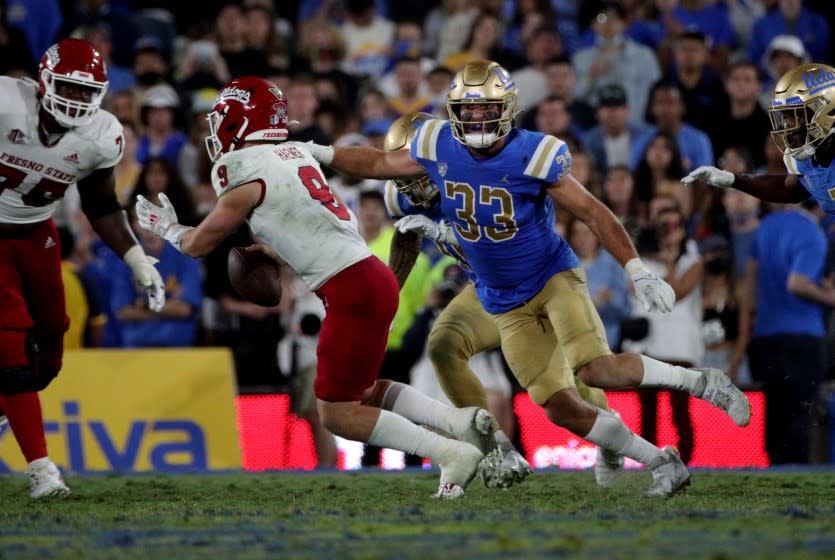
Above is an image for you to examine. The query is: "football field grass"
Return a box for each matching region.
[1,469,834,559]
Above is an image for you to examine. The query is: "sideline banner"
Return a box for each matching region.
[0,349,240,473]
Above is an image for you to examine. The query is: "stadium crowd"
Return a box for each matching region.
[5,0,835,465]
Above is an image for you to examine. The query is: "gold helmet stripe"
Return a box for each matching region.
[416,119,444,160]
[384,180,404,217]
[524,135,564,179]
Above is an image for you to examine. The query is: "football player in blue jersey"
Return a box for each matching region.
[308,61,751,497]
[384,111,616,490]
[683,63,835,211]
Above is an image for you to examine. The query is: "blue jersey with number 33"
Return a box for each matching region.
[410,120,579,313]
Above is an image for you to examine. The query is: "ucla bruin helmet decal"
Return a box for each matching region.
[447,60,518,149]
[769,63,835,160]
[384,112,440,207]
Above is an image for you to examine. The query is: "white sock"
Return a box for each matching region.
[639,355,706,395]
[368,409,454,461]
[380,382,467,435]
[585,409,666,468]
[495,429,513,452]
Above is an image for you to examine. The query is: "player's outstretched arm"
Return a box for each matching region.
[682,166,809,203]
[136,182,259,258]
[547,173,676,313]
[389,229,422,288]
[79,167,166,312]
[309,144,425,180]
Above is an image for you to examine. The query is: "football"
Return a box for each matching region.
[227,247,283,307]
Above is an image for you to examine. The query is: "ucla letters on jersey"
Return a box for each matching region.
[784,152,835,214]
[410,119,579,313]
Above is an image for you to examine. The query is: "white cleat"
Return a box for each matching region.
[594,446,625,488]
[432,440,483,500]
[27,458,71,499]
[646,446,690,497]
[479,446,534,489]
[695,368,751,427]
[452,407,497,455]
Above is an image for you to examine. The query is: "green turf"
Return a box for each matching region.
[1,470,834,559]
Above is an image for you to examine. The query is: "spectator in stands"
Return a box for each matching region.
[665,30,729,145]
[136,84,191,180]
[633,132,690,216]
[429,0,479,63]
[568,219,631,350]
[511,26,563,112]
[443,12,517,72]
[583,84,650,176]
[106,88,138,129]
[749,0,829,71]
[714,62,772,168]
[541,55,596,130]
[214,1,269,79]
[700,235,751,385]
[578,0,661,51]
[341,0,395,78]
[624,206,704,464]
[358,87,393,129]
[132,35,172,92]
[244,4,291,72]
[5,0,61,63]
[657,0,735,72]
[0,0,37,77]
[747,199,832,464]
[759,34,809,110]
[111,213,203,348]
[532,95,585,146]
[726,0,767,59]
[502,0,557,58]
[59,0,138,67]
[386,57,433,117]
[572,1,660,123]
[58,227,106,349]
[286,75,332,146]
[77,22,135,93]
[723,184,762,282]
[631,83,714,174]
[602,165,643,240]
[300,25,359,110]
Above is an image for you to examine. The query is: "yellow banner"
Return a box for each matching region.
[0,349,241,473]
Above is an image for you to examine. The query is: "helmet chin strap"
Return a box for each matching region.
[229,117,250,153]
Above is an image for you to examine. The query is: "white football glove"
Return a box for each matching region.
[123,245,166,312]
[135,193,193,252]
[394,215,458,246]
[681,166,735,189]
[625,258,676,313]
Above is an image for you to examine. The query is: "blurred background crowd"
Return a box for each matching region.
[5,0,834,465]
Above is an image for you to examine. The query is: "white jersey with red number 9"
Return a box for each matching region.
[0,77,124,224]
[211,142,372,290]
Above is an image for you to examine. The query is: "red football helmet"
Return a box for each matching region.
[205,76,290,162]
[38,38,109,128]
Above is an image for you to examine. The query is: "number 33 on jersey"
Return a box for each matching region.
[410,119,578,313]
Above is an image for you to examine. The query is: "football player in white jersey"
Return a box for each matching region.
[0,38,165,498]
[136,76,500,499]
[683,63,835,213]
